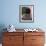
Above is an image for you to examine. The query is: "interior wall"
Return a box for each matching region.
[0,0,46,29]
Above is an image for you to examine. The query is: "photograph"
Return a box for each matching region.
[0,0,45,46]
[19,5,34,23]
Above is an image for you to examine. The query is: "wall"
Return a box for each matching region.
[0,0,46,29]
[0,0,46,28]
[0,0,46,44]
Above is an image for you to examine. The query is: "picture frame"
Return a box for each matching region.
[19,5,34,23]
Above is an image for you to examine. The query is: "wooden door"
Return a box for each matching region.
[32,35,45,46]
[24,32,45,46]
[2,32,23,46]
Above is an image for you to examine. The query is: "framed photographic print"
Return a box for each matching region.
[19,5,34,23]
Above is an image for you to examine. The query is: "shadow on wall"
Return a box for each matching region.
[0,24,7,43]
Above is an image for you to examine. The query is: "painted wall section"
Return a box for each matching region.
[0,0,46,29]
